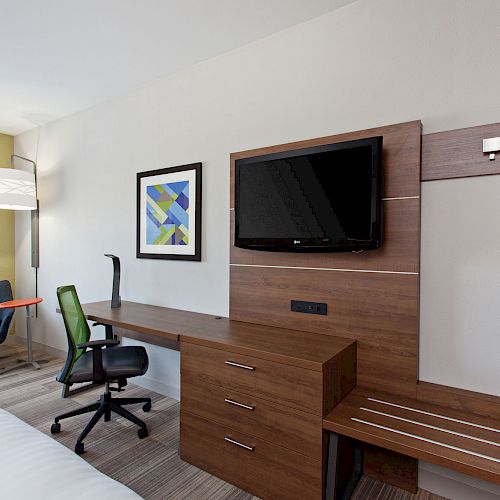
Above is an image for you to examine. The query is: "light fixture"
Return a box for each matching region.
[0,155,39,312]
[0,166,37,210]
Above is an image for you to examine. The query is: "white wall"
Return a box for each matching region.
[14,0,500,494]
[421,176,500,395]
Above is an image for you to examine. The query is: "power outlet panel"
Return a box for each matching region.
[290,300,327,316]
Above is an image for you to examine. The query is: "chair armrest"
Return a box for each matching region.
[77,339,119,349]
[92,322,116,341]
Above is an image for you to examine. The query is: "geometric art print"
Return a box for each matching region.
[137,162,201,261]
[146,181,189,245]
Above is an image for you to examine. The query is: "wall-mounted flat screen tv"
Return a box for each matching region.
[234,136,383,252]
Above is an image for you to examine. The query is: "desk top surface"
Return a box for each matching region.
[81,300,355,371]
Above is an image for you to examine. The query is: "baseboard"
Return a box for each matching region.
[131,374,180,401]
[419,462,500,500]
[5,335,65,359]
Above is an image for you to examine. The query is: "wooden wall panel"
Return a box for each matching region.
[230,266,419,398]
[422,122,500,181]
[363,444,418,493]
[230,120,422,207]
[231,198,420,273]
[229,121,421,398]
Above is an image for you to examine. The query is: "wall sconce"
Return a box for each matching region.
[483,137,500,161]
[0,155,39,311]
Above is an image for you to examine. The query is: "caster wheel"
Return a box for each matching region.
[75,442,84,455]
[142,402,152,412]
[138,428,148,439]
[50,423,61,434]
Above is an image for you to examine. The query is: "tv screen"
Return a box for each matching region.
[234,136,383,252]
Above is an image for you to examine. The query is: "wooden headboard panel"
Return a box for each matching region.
[230,121,422,398]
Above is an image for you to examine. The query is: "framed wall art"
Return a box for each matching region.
[136,163,202,261]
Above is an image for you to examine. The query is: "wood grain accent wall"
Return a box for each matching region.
[230,121,422,398]
[422,122,500,181]
[230,198,420,273]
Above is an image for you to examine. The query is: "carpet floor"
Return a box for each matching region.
[0,343,447,500]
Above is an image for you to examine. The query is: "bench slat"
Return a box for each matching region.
[323,388,500,484]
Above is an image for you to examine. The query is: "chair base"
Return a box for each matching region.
[52,392,152,454]
[0,358,40,374]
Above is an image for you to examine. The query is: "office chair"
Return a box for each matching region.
[52,285,152,454]
[0,281,15,361]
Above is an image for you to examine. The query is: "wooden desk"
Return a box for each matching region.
[82,300,353,370]
[79,300,357,499]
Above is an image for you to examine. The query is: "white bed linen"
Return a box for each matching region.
[0,409,142,499]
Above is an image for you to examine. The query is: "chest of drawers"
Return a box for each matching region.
[179,337,356,499]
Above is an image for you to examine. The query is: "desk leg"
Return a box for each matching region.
[105,324,115,341]
[325,433,339,500]
[325,433,363,500]
[25,305,40,369]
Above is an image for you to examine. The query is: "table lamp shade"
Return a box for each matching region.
[0,167,37,210]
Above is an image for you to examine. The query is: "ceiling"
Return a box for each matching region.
[0,0,356,136]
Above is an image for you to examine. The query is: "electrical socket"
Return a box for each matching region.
[291,300,327,315]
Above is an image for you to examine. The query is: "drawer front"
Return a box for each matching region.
[180,410,322,500]
[181,375,322,460]
[181,342,323,413]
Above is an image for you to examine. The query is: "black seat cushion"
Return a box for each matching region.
[69,346,149,384]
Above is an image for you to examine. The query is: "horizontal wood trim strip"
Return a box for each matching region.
[422,122,500,181]
[230,266,419,398]
[382,196,420,201]
[230,120,422,206]
[230,264,418,275]
[230,198,420,274]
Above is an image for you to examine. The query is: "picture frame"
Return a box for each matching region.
[136,163,202,261]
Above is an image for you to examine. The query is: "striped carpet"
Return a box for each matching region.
[0,343,447,500]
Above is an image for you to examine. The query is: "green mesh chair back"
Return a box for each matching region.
[57,285,91,384]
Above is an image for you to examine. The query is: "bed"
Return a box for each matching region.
[0,408,142,499]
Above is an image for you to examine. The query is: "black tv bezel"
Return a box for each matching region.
[234,136,383,252]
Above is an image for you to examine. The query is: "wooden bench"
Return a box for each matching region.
[323,387,500,498]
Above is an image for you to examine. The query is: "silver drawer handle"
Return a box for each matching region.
[224,436,255,452]
[224,398,255,411]
[224,360,255,371]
